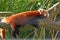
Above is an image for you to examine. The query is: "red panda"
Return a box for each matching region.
[0,28,6,40]
[1,8,49,38]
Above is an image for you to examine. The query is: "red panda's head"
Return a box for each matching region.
[38,8,49,18]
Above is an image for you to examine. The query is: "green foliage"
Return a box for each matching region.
[0,0,58,13]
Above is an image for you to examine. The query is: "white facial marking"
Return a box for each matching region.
[38,8,44,15]
[47,14,49,17]
[1,18,6,23]
[44,14,47,17]
[44,13,49,17]
[40,11,41,14]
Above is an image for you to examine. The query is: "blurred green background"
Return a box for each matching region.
[0,0,60,39]
[0,0,58,13]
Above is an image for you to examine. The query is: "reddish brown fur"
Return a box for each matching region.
[5,10,48,25]
[0,28,6,40]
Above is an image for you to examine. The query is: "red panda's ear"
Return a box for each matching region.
[38,8,44,14]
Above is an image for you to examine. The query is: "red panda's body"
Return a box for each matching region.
[1,9,49,38]
[5,10,46,25]
[6,10,40,25]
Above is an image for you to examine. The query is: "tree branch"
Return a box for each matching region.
[47,2,60,14]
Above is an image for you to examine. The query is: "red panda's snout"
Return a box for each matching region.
[44,12,49,18]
